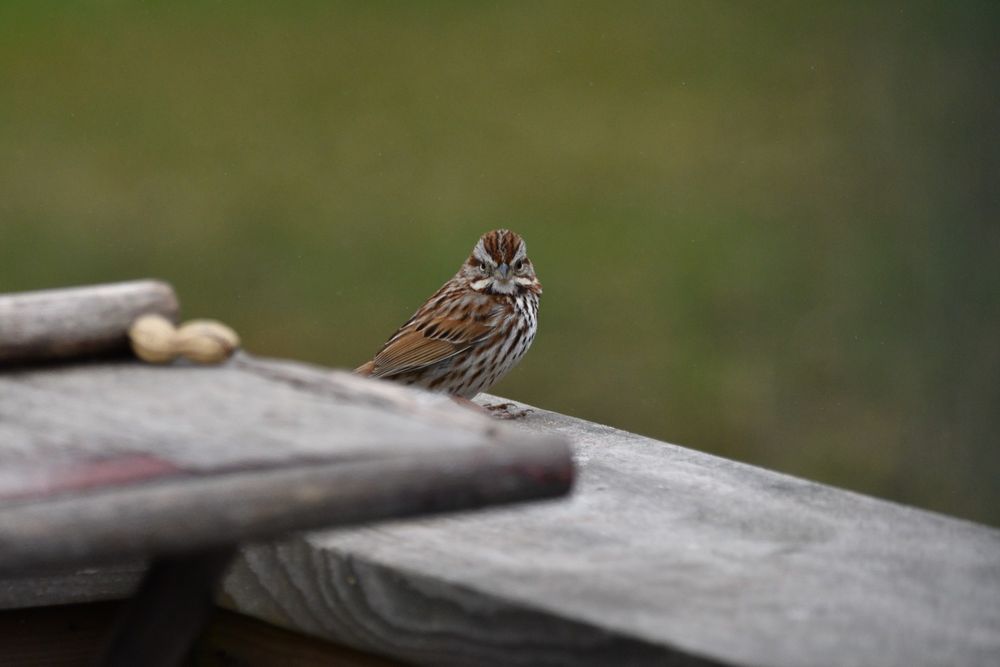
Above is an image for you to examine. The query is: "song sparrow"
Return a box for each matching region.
[356,229,541,405]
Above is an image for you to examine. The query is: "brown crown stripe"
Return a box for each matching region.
[468,229,524,266]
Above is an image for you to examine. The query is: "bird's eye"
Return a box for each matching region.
[514,260,524,271]
[479,262,489,273]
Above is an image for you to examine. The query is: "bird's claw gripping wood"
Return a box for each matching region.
[484,401,533,420]
[449,396,533,420]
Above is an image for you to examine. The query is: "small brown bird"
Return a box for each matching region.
[356,229,541,402]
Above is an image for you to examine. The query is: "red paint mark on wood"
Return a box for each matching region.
[0,454,182,502]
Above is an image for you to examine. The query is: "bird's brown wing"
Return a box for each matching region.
[362,316,493,379]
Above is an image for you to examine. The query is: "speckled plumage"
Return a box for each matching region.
[356,229,541,398]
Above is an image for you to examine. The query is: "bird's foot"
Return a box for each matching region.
[448,396,532,420]
[482,401,533,420]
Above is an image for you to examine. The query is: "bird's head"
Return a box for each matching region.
[463,229,541,296]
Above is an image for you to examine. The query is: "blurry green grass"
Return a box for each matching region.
[1,1,998,525]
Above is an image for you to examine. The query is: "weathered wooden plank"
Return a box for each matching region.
[0,438,570,572]
[0,564,144,611]
[222,543,672,666]
[0,355,514,475]
[4,364,998,666]
[0,356,572,572]
[215,397,1000,667]
[0,280,179,364]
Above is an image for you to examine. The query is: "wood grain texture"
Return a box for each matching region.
[222,540,674,667]
[217,396,1000,667]
[0,280,179,364]
[0,356,572,572]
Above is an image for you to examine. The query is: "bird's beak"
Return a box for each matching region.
[496,263,510,280]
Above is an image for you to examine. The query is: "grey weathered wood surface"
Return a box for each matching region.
[226,397,1000,667]
[0,280,179,364]
[0,355,572,572]
[6,396,998,666]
